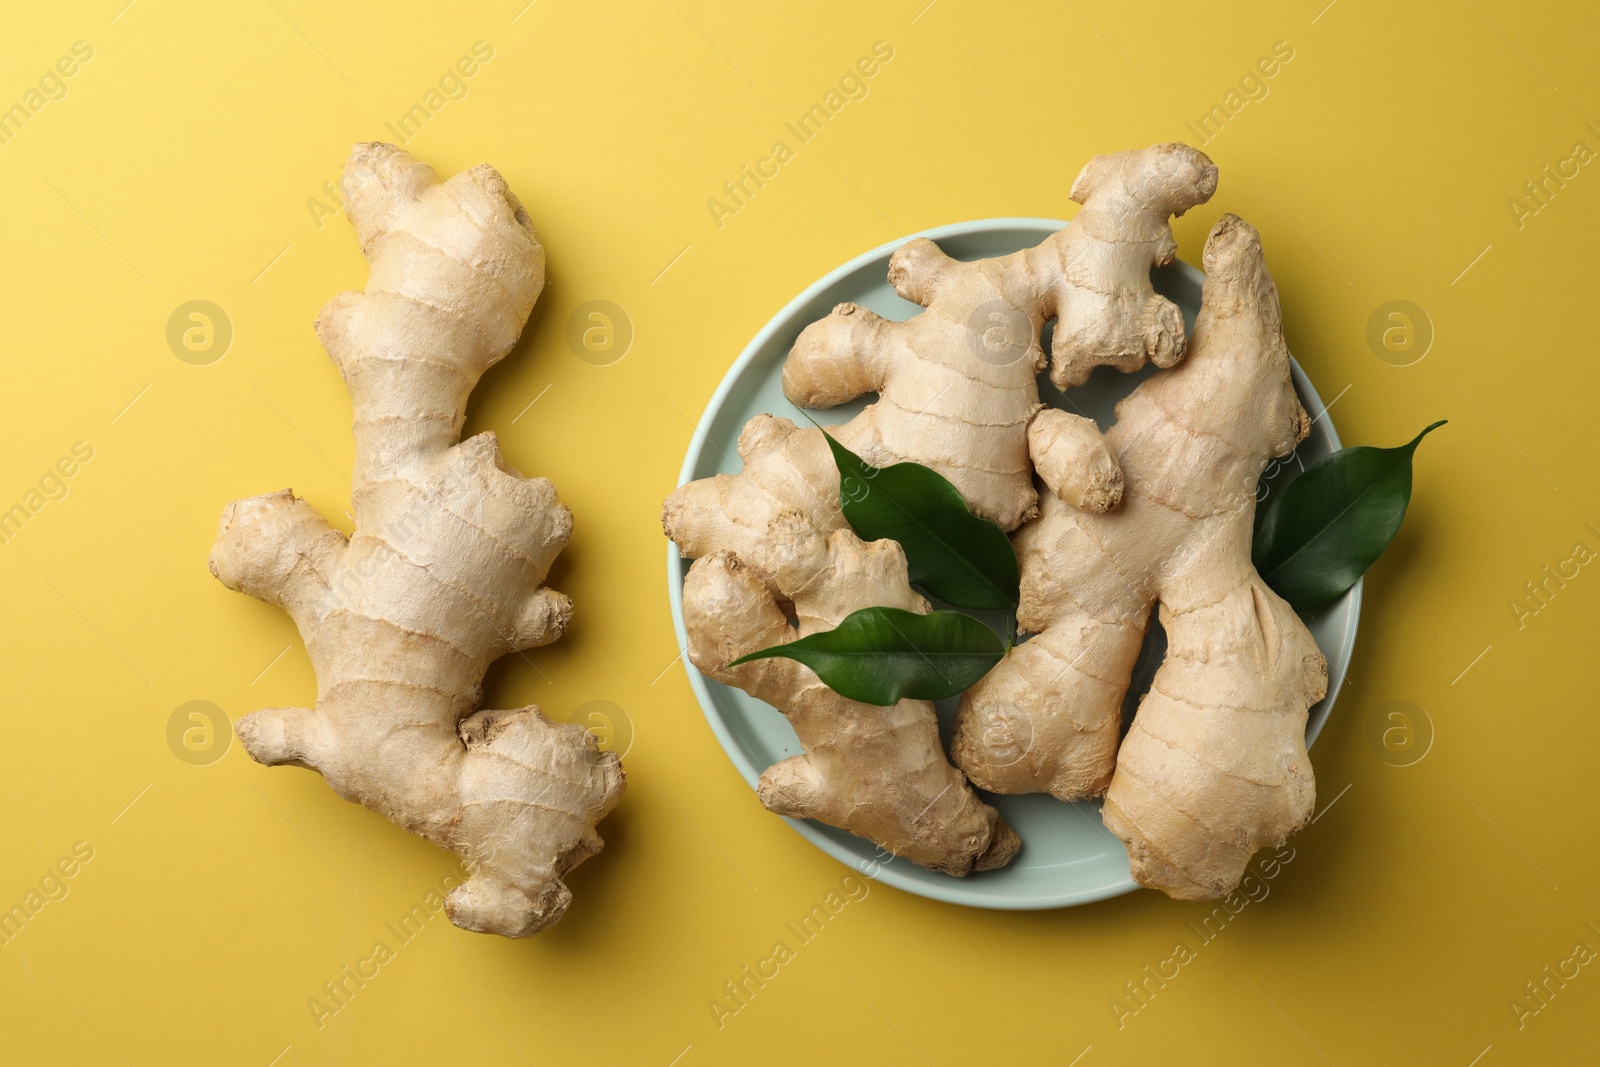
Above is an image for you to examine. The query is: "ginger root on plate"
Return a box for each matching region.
[210,143,623,937]
[952,214,1327,900]
[667,417,1018,873]
[666,144,1216,874]
[783,142,1216,530]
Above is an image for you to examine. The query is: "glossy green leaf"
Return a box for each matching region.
[824,433,1020,609]
[728,606,1006,705]
[1254,420,1445,613]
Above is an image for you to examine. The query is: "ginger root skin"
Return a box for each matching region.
[211,143,622,938]
[953,214,1325,900]
[1029,408,1124,514]
[665,416,1018,875]
[666,145,1216,875]
[1051,142,1218,389]
[782,143,1215,531]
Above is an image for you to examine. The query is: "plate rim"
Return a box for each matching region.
[666,216,1361,909]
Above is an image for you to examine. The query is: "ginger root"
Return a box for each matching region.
[1049,143,1219,389]
[666,416,1018,874]
[784,142,1215,530]
[211,143,623,937]
[952,214,1326,900]
[666,145,1214,872]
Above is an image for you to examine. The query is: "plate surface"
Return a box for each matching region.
[667,218,1360,909]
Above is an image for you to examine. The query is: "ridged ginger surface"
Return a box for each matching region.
[667,416,1018,873]
[952,214,1326,899]
[783,142,1216,531]
[665,146,1215,871]
[210,143,623,938]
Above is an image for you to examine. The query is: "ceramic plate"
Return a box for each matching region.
[667,218,1359,909]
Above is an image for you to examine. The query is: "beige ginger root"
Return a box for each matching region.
[952,214,1326,900]
[666,416,1018,874]
[210,143,623,937]
[783,143,1216,530]
[665,144,1213,871]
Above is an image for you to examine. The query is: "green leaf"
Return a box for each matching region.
[823,432,1020,609]
[1254,420,1445,613]
[728,606,1006,705]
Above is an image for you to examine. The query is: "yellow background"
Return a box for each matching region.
[2,1,1597,1064]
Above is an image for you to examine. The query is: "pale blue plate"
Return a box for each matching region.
[666,219,1359,909]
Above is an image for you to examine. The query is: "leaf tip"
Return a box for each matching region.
[1410,419,1447,448]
